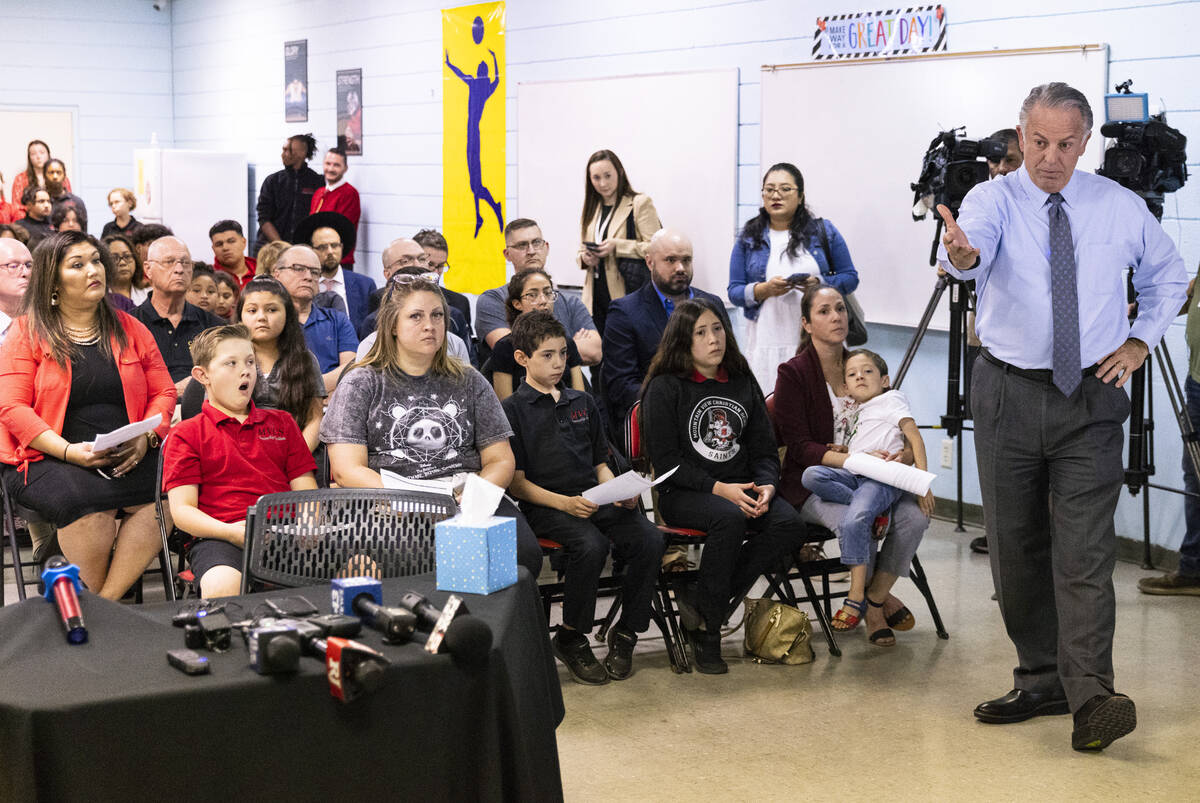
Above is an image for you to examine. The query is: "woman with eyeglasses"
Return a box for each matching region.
[577,149,662,340]
[486,268,585,400]
[727,162,860,392]
[102,233,150,305]
[0,231,175,600]
[321,274,545,578]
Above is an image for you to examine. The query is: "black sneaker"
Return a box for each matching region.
[687,628,728,675]
[552,630,610,685]
[1072,693,1136,752]
[604,626,637,680]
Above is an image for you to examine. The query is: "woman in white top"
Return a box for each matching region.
[576,149,662,340]
[727,163,860,392]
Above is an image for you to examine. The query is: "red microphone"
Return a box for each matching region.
[41,556,88,645]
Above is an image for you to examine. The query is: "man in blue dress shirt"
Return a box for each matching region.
[939,82,1187,752]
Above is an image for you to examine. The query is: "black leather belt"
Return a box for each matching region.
[981,349,1093,383]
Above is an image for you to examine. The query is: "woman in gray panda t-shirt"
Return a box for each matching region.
[320,276,543,576]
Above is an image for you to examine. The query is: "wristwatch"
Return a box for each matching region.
[146,431,161,449]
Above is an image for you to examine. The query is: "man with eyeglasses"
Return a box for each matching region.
[0,239,33,344]
[209,219,256,288]
[294,211,376,335]
[273,245,358,392]
[132,236,225,392]
[413,228,472,329]
[355,266,474,365]
[474,218,602,367]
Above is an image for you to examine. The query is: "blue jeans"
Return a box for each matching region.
[1181,377,1200,576]
[802,465,903,565]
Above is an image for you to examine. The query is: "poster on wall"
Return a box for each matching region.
[284,40,309,122]
[812,6,947,60]
[442,1,506,294]
[337,69,363,155]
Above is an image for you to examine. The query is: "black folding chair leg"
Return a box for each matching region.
[909,554,949,640]
[595,588,623,644]
[3,501,28,604]
[800,572,842,657]
[654,580,692,673]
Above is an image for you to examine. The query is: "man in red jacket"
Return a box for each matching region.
[310,147,360,269]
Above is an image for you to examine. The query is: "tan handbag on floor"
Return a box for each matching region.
[742,598,815,665]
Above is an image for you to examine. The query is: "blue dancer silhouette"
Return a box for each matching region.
[445,44,504,237]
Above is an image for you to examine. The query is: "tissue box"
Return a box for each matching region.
[435,514,518,594]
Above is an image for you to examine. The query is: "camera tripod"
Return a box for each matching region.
[891,215,973,532]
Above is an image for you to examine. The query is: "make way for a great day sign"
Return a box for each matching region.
[812,6,947,60]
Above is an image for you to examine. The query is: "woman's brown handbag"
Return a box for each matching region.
[742,598,815,665]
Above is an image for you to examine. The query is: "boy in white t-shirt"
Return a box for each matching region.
[802,349,934,571]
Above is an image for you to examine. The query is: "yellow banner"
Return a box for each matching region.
[442,2,506,295]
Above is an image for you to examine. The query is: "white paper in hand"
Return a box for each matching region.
[459,473,505,525]
[90,414,162,452]
[843,453,935,496]
[582,466,678,506]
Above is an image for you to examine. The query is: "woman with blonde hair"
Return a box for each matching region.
[321,275,542,575]
[101,188,139,238]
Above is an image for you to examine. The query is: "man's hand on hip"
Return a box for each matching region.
[1096,338,1149,388]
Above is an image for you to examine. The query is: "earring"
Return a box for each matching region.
[50,290,59,306]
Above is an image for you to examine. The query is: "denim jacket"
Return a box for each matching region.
[727,218,859,321]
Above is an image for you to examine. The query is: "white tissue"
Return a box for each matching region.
[458,473,505,525]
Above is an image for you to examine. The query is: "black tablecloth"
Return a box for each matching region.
[0,570,564,802]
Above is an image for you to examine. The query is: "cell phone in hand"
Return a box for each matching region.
[583,241,600,251]
[786,272,810,286]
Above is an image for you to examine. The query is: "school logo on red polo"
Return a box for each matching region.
[688,397,746,462]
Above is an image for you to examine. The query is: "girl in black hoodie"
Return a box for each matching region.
[640,300,806,673]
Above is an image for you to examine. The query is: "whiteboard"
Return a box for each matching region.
[761,45,1109,329]
[517,69,739,297]
[0,107,76,207]
[134,149,248,263]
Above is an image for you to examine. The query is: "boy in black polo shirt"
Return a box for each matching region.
[502,312,664,684]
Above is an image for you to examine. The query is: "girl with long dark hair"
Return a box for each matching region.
[10,140,71,219]
[728,162,860,391]
[639,300,805,673]
[486,268,585,399]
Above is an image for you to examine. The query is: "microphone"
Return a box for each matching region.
[331,577,418,643]
[307,636,390,703]
[41,556,87,645]
[397,591,493,665]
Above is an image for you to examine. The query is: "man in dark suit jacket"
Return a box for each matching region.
[602,228,730,432]
[294,211,376,334]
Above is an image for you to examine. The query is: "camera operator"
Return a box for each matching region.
[939,82,1186,752]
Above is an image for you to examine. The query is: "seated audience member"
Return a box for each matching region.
[9,140,70,219]
[131,236,226,391]
[310,147,360,269]
[321,274,543,577]
[212,270,240,322]
[641,300,805,674]
[800,348,933,645]
[487,269,585,400]
[503,311,663,683]
[187,263,220,314]
[181,276,325,451]
[413,228,472,329]
[475,218,602,366]
[255,240,290,277]
[272,244,356,391]
[101,188,139,238]
[603,228,729,433]
[163,325,318,598]
[210,219,256,288]
[129,223,173,265]
[43,159,86,228]
[102,233,150,305]
[356,269,472,365]
[15,187,53,247]
[50,202,86,233]
[773,285,928,643]
[0,238,32,342]
[293,211,375,333]
[363,238,474,356]
[0,231,175,600]
[1,223,31,246]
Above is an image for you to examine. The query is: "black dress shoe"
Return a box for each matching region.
[552,630,610,685]
[970,536,989,554]
[974,689,1069,723]
[1072,693,1136,751]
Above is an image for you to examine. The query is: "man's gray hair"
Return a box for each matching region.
[1019,82,1093,132]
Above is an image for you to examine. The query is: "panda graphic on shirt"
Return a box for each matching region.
[689,396,747,462]
[384,395,469,477]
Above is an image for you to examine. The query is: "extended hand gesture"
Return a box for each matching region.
[937,204,980,269]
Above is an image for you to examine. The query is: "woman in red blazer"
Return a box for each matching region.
[773,284,928,645]
[0,231,176,600]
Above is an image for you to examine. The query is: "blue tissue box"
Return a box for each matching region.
[435,514,517,594]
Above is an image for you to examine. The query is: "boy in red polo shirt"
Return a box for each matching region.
[162,324,316,597]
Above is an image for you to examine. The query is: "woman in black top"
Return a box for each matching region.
[486,268,585,399]
[640,300,805,673]
[101,188,139,239]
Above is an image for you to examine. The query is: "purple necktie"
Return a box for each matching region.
[1048,193,1081,397]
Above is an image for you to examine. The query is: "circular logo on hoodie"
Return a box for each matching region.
[688,397,746,462]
